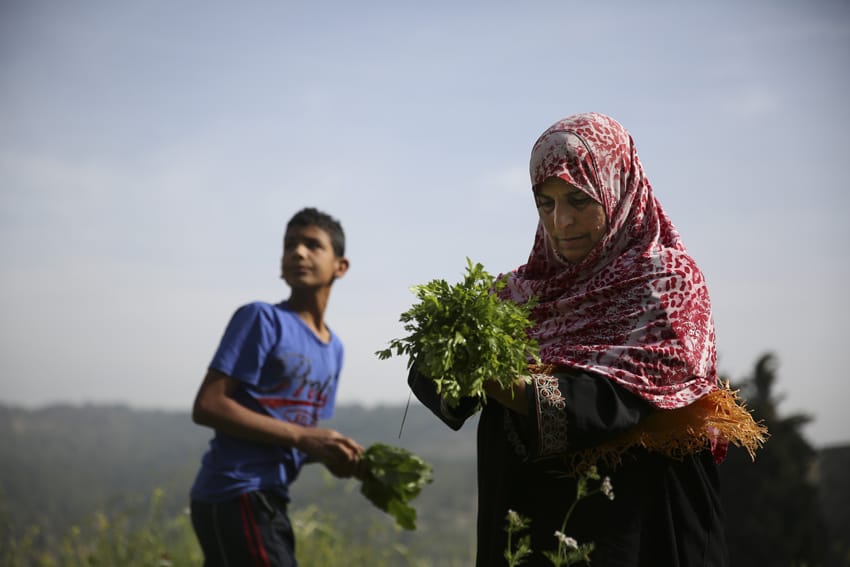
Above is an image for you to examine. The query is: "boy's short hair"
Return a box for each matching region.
[286,207,346,257]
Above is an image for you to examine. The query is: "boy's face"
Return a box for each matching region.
[281,225,349,289]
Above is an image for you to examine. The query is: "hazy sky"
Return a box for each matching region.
[1,0,848,447]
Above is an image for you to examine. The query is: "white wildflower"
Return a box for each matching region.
[601,476,615,500]
[506,509,530,530]
[554,530,578,549]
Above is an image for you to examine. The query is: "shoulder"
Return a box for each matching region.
[233,301,287,319]
[651,245,702,274]
[627,247,706,289]
[224,301,288,332]
[656,250,709,294]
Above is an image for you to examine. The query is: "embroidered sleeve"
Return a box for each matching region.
[531,373,569,456]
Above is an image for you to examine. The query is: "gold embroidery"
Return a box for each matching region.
[533,374,569,455]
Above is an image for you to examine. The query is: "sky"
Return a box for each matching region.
[1,0,848,448]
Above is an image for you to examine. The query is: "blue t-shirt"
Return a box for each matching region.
[190,301,344,503]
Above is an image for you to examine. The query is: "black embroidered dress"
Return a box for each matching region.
[410,368,730,567]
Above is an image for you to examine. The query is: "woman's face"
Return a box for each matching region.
[534,177,607,264]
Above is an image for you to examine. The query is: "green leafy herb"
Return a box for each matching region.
[376,258,539,408]
[360,443,433,531]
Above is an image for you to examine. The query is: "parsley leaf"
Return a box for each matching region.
[376,258,539,408]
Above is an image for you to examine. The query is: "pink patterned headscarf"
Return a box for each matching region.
[504,113,718,410]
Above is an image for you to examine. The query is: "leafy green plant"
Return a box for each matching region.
[376,258,539,408]
[359,443,433,531]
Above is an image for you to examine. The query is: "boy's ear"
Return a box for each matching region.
[334,257,350,279]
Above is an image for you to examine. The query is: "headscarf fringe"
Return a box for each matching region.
[560,384,768,476]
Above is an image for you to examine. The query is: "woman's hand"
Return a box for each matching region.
[484,376,530,416]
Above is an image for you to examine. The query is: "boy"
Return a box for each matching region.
[190,207,363,567]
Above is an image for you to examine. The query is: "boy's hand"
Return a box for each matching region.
[297,428,364,478]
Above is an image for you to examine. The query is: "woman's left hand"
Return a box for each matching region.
[484,377,529,415]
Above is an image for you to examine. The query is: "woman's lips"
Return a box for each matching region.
[557,235,588,247]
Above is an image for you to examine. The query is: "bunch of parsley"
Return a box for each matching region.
[376,258,539,408]
[359,443,433,531]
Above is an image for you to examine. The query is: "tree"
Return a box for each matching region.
[719,353,828,566]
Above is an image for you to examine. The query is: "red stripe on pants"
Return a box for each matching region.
[239,494,271,567]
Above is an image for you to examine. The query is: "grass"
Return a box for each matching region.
[1,489,442,566]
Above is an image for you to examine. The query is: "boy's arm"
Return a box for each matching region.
[192,369,364,477]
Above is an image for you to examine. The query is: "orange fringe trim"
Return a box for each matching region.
[527,364,770,475]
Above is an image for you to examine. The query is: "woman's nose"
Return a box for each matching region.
[554,203,575,229]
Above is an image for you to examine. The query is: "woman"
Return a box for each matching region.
[410,113,765,566]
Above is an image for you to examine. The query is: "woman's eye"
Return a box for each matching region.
[535,198,555,211]
[568,193,593,206]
